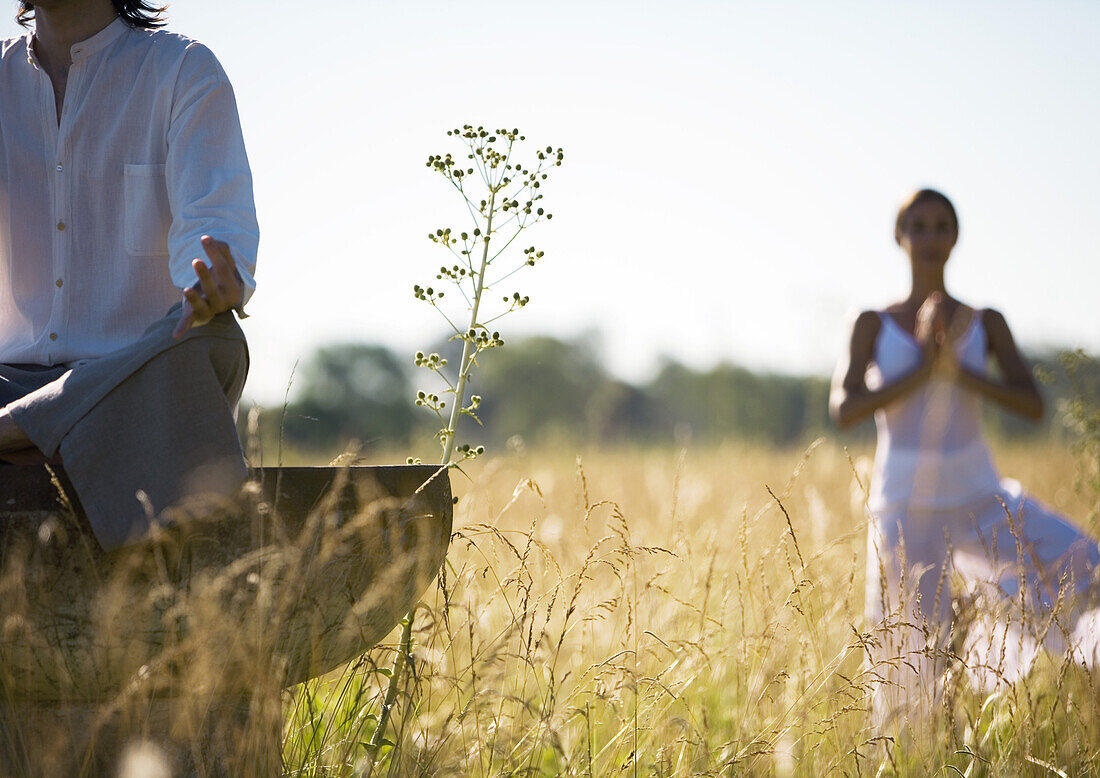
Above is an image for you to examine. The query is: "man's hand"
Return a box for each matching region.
[172,236,243,339]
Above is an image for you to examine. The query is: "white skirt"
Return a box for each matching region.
[865,476,1099,726]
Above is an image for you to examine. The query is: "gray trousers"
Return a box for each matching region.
[1,304,248,549]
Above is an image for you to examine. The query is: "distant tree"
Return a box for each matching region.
[984,351,1100,442]
[474,335,608,443]
[587,379,659,443]
[280,343,417,450]
[647,359,828,446]
[243,338,1091,456]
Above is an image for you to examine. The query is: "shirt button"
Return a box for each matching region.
[49,333,58,341]
[56,164,63,172]
[55,278,63,288]
[56,221,66,231]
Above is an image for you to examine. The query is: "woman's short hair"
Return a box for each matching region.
[895,189,959,236]
[17,1,167,29]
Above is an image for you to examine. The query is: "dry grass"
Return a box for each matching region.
[0,439,1095,776]
[287,439,1099,777]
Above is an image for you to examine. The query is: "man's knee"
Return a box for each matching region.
[153,332,248,409]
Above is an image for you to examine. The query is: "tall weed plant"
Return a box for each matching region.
[362,126,564,771]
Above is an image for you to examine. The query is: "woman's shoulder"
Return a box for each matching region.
[880,301,914,330]
[977,307,1006,326]
[977,308,1012,343]
[847,309,884,347]
[853,308,885,327]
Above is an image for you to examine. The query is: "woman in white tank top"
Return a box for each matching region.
[829,189,1098,727]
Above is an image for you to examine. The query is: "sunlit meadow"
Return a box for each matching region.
[282,438,1099,777]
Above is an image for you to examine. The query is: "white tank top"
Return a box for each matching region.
[866,310,1001,511]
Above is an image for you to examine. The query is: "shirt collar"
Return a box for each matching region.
[69,16,128,62]
[26,16,128,68]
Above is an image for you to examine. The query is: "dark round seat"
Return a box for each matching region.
[0,465,452,704]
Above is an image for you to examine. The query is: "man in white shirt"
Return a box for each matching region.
[0,0,259,548]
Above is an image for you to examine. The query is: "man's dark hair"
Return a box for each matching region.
[17,1,168,29]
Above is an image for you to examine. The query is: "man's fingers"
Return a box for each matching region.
[192,258,226,309]
[201,236,227,269]
[172,313,192,339]
[178,237,239,338]
[173,302,195,339]
[200,236,242,306]
[202,235,236,280]
[183,285,213,320]
[201,234,230,259]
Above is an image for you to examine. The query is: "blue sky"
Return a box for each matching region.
[4,1,1098,404]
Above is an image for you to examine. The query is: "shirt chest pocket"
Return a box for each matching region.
[123,163,171,256]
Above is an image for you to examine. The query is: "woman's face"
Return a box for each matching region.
[896,198,958,266]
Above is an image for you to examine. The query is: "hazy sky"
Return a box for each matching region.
[4,1,1098,405]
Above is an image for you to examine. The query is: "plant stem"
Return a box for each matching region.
[364,615,413,776]
[366,187,498,776]
[441,187,496,466]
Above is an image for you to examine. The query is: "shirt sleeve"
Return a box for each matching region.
[165,42,259,311]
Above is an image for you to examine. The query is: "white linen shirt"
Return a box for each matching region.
[0,18,258,366]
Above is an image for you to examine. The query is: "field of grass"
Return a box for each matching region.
[283,438,1100,777]
[1,437,1094,775]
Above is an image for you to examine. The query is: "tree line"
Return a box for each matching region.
[247,336,1098,457]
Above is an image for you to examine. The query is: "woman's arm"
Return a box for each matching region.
[829,310,932,430]
[955,308,1044,421]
